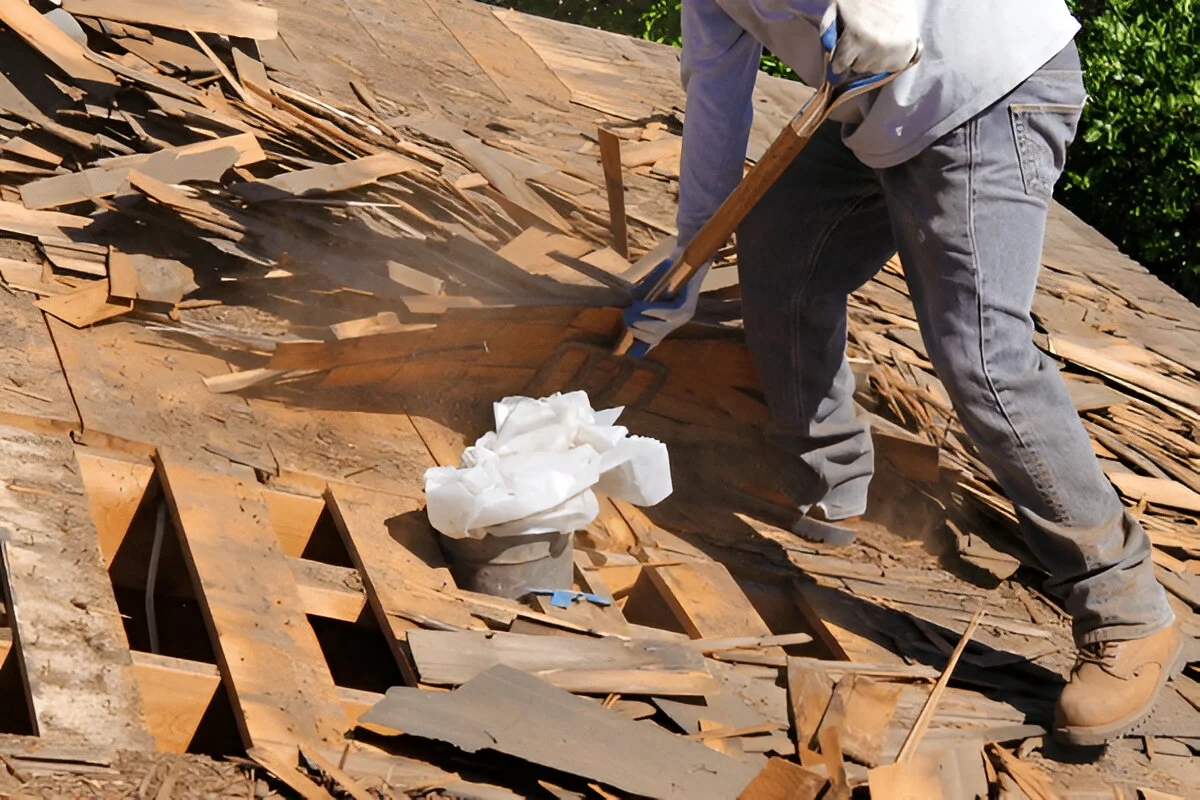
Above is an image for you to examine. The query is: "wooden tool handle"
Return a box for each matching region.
[641,86,832,306]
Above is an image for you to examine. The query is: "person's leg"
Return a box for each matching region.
[736,121,896,524]
[878,43,1178,743]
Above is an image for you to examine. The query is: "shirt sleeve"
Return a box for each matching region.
[676,0,763,250]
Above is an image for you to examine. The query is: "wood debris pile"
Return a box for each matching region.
[0,1,1197,798]
[0,0,693,336]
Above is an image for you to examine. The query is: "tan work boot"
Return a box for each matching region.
[1054,622,1183,746]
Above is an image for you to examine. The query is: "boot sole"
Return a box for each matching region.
[791,516,857,547]
[1053,634,1186,747]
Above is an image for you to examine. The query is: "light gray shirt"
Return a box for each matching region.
[677,0,1080,247]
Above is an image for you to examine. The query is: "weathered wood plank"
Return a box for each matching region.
[0,286,79,435]
[647,560,776,640]
[408,630,716,695]
[62,0,278,40]
[130,651,221,754]
[361,665,759,799]
[0,426,151,749]
[232,153,419,203]
[0,0,118,93]
[424,0,571,111]
[21,136,260,209]
[158,452,348,756]
[47,319,273,470]
[75,447,155,563]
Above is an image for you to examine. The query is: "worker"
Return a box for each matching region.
[623,0,1181,747]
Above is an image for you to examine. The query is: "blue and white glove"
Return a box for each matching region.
[622,249,711,359]
[833,0,919,75]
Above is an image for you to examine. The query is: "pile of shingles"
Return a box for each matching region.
[0,0,686,347]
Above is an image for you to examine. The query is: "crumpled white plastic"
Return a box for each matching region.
[424,391,672,539]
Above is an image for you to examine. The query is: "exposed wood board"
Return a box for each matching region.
[0,200,91,239]
[647,560,776,640]
[47,320,273,469]
[1050,335,1200,418]
[231,40,272,93]
[1110,473,1200,513]
[0,158,58,176]
[0,282,78,434]
[202,368,285,395]
[386,261,445,295]
[654,692,772,736]
[423,0,570,111]
[157,452,348,756]
[267,315,572,373]
[0,427,151,749]
[360,665,759,799]
[187,28,251,104]
[290,557,367,624]
[125,170,246,237]
[819,675,903,767]
[21,142,248,210]
[2,137,63,166]
[248,397,440,497]
[407,630,716,695]
[84,21,217,75]
[0,256,68,296]
[35,282,134,328]
[0,0,119,94]
[40,238,107,277]
[788,661,835,764]
[75,448,155,564]
[329,0,508,106]
[868,743,989,800]
[736,758,826,800]
[233,153,420,202]
[130,652,222,754]
[264,490,325,558]
[62,0,278,40]
[620,136,681,168]
[107,251,197,304]
[324,480,479,682]
[491,7,682,120]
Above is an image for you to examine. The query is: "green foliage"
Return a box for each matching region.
[496,1,1199,301]
[1060,0,1199,299]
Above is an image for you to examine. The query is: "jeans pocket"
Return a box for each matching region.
[1009,103,1085,201]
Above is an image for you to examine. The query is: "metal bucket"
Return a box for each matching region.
[438,530,574,600]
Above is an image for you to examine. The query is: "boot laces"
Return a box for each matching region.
[1076,641,1120,670]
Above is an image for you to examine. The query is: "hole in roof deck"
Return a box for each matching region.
[300,505,356,568]
[308,614,402,695]
[0,557,36,736]
[108,477,216,664]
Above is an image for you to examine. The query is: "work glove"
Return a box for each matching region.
[831,0,919,76]
[622,248,711,359]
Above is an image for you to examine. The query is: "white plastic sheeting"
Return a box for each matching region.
[424,392,672,540]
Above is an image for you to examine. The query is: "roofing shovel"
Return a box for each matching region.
[530,11,922,409]
[614,12,922,357]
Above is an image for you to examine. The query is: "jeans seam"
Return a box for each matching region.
[969,115,1068,519]
[967,117,1024,450]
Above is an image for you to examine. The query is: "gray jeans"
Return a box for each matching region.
[736,43,1174,646]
